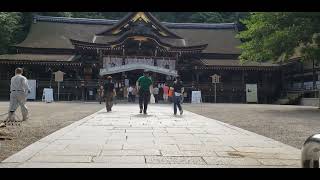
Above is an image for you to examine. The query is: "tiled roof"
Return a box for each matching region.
[34,15,237,29]
[14,14,241,54]
[0,54,76,62]
[201,59,280,67]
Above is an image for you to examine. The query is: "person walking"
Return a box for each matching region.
[7,68,31,122]
[168,86,174,103]
[127,85,133,102]
[163,83,169,102]
[132,86,137,102]
[136,71,153,114]
[103,76,116,112]
[153,85,159,103]
[158,84,163,101]
[173,76,184,115]
[97,85,104,104]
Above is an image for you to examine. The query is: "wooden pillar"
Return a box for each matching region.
[193,66,200,89]
[241,70,246,103]
[196,71,200,90]
[301,61,304,90]
[191,69,195,82]
[280,62,287,97]
[312,59,316,97]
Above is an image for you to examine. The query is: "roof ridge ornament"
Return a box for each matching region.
[96,12,183,39]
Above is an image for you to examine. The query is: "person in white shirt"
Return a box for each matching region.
[7,68,31,122]
[127,85,134,102]
[153,86,159,103]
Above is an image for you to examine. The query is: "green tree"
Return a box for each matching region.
[237,12,320,107]
[72,12,105,19]
[237,12,320,63]
[0,12,22,54]
[190,12,224,23]
[36,12,73,17]
[12,12,33,47]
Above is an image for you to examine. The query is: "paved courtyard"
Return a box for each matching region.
[184,103,320,149]
[0,104,301,168]
[0,102,104,161]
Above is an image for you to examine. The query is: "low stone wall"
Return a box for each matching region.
[300,98,320,107]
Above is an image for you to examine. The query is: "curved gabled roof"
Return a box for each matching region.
[15,14,241,54]
[95,12,183,39]
[70,36,208,52]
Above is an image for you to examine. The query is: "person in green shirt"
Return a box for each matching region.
[136,71,153,114]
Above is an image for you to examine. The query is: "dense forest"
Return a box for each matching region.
[1,12,319,63]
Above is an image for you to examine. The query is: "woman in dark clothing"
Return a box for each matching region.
[172,76,184,115]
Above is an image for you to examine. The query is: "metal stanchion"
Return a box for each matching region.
[301,134,320,168]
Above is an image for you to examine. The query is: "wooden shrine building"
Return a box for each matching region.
[0,12,285,103]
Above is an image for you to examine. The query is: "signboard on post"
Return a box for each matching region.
[210,74,221,103]
[54,71,65,101]
[211,74,220,84]
[54,71,64,82]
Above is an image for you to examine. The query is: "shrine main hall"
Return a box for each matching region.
[0,12,286,103]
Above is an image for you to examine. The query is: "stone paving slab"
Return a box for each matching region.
[1,104,301,168]
[28,155,92,163]
[93,156,145,164]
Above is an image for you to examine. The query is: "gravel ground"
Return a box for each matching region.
[183,103,320,149]
[0,101,104,161]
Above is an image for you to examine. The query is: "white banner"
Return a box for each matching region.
[42,88,54,103]
[191,91,202,104]
[102,56,175,70]
[27,80,36,100]
[246,84,258,103]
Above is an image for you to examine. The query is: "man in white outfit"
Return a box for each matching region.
[7,68,30,122]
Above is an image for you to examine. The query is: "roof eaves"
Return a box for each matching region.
[34,15,118,25]
[34,15,236,30]
[163,22,236,29]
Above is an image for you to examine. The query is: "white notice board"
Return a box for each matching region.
[246,84,258,103]
[191,91,202,104]
[27,80,36,100]
[42,88,54,103]
[125,79,129,87]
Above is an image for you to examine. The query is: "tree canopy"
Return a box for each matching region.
[0,12,22,54]
[237,12,320,63]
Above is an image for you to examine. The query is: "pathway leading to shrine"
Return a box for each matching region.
[0,104,301,168]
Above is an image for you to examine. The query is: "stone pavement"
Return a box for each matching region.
[0,104,301,168]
